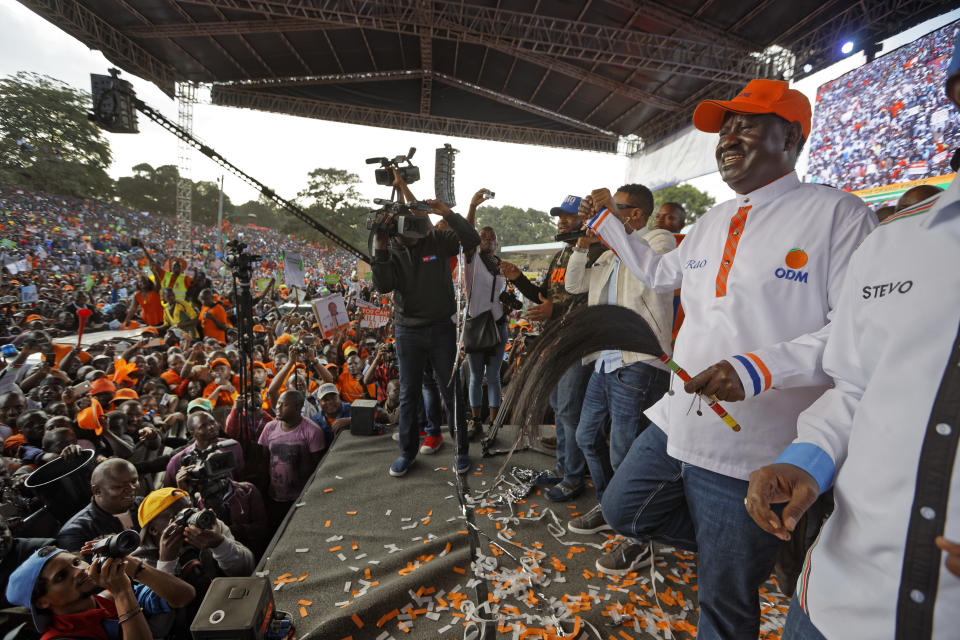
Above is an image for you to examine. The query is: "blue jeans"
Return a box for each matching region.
[395,320,467,459]
[601,425,783,640]
[783,596,827,640]
[466,321,508,410]
[548,362,590,481]
[575,361,668,498]
[420,361,442,437]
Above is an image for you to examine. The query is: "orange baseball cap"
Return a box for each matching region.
[210,357,231,369]
[90,378,116,396]
[114,388,139,401]
[253,324,267,333]
[25,314,43,323]
[692,79,811,139]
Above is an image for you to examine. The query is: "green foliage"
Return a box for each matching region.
[115,162,232,225]
[297,167,363,211]
[651,183,716,226]
[475,205,556,247]
[0,72,114,198]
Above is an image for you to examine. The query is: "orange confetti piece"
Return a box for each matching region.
[346,510,358,515]
[329,545,342,552]
[298,599,312,605]
[351,613,363,628]
[299,606,308,617]
[351,542,359,551]
[324,487,334,493]
[376,609,399,628]
[452,566,466,574]
[325,520,331,527]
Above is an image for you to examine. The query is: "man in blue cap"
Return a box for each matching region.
[500,195,607,501]
[745,31,960,640]
[6,544,194,638]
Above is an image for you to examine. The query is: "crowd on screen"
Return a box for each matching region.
[0,32,958,640]
[807,22,960,191]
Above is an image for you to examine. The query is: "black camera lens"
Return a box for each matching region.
[90,530,140,558]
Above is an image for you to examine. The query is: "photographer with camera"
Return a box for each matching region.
[371,176,480,477]
[7,542,195,639]
[134,487,254,580]
[461,188,511,440]
[168,411,268,553]
[57,458,141,555]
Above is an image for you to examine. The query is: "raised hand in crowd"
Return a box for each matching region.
[524,293,554,323]
[499,260,522,281]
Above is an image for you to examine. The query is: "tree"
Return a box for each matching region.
[297,168,363,211]
[651,183,716,226]
[0,72,114,197]
[475,205,556,247]
[116,163,177,214]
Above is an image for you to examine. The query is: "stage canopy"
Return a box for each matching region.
[18,0,954,152]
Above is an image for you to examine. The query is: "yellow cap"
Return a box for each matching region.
[138,487,189,527]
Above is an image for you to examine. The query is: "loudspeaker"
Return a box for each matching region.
[350,399,378,436]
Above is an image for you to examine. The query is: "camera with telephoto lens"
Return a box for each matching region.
[366,147,420,186]
[90,530,140,558]
[172,506,217,530]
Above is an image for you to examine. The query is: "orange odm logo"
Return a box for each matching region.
[784,248,808,269]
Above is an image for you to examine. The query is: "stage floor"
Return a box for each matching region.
[257,427,788,639]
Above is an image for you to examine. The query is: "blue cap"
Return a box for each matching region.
[549,195,582,217]
[6,547,65,632]
[947,31,960,107]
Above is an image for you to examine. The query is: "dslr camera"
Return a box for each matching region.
[366,147,420,186]
[181,440,237,522]
[172,506,217,530]
[90,530,140,559]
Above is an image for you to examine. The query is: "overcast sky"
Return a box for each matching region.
[1,1,958,215]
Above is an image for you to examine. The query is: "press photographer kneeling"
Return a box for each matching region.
[370,177,480,478]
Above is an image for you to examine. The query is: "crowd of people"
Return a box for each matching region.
[807,22,960,192]
[0,33,957,640]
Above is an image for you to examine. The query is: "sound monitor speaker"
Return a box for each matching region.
[190,577,274,639]
[350,398,378,436]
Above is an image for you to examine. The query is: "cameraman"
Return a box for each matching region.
[133,487,254,578]
[371,197,480,477]
[7,544,194,639]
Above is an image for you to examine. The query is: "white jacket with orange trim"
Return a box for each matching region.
[586,171,876,480]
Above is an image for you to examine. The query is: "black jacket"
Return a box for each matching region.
[56,498,140,553]
[372,213,480,327]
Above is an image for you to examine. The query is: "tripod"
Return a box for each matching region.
[225,240,262,459]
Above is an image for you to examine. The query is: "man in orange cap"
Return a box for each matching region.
[583,79,876,639]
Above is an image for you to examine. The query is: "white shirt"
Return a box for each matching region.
[587,172,876,479]
[777,177,960,639]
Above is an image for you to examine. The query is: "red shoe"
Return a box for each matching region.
[419,435,443,454]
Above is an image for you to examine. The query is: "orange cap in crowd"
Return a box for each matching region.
[90,378,116,396]
[114,388,139,401]
[693,79,812,139]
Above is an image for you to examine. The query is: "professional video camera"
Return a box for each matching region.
[366,198,432,241]
[90,530,140,559]
[181,440,238,523]
[224,240,261,284]
[172,506,217,530]
[366,147,420,186]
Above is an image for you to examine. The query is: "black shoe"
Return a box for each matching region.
[467,418,484,440]
[532,470,563,486]
[545,481,585,502]
[596,541,652,575]
[567,505,612,535]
